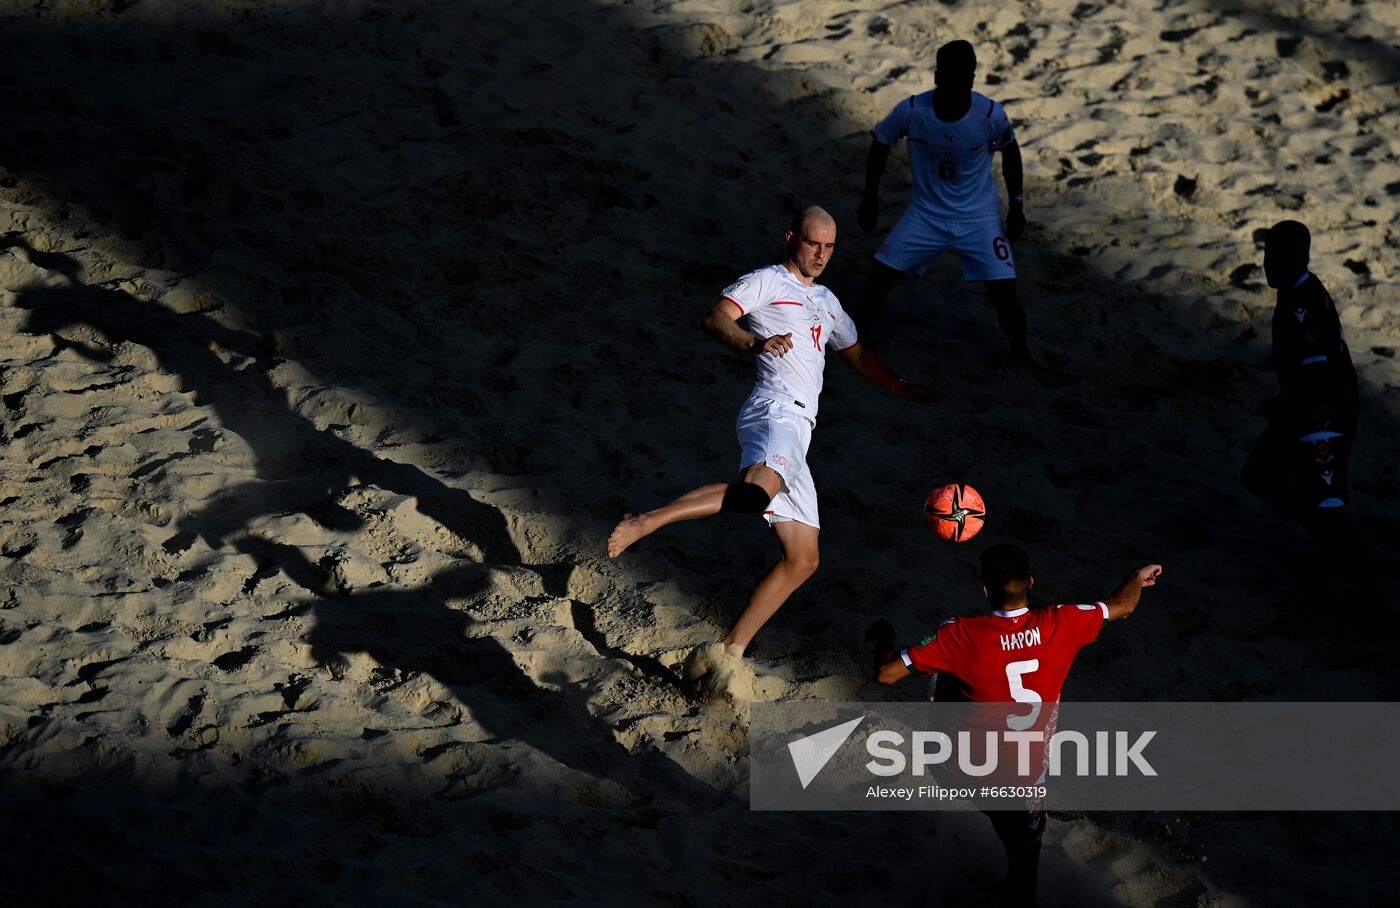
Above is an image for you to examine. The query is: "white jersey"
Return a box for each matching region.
[871,90,1016,222]
[721,264,858,420]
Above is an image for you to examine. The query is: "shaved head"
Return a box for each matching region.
[790,205,836,235]
[784,206,837,283]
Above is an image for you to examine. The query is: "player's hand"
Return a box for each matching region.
[754,333,794,357]
[1133,564,1163,587]
[857,195,879,235]
[1006,203,1027,241]
[893,380,933,403]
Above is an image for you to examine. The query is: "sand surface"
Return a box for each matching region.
[1,0,1397,904]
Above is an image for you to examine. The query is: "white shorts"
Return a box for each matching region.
[875,211,1016,281]
[735,394,819,529]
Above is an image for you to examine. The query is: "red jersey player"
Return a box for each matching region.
[870,544,1162,908]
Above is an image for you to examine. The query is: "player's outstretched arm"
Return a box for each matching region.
[877,657,912,685]
[998,141,1026,241]
[857,139,892,234]
[1105,563,1163,621]
[702,299,792,357]
[837,343,932,402]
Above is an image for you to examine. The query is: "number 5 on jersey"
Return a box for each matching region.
[1005,659,1041,731]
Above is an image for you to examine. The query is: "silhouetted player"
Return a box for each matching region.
[870,545,1162,908]
[855,40,1033,366]
[1242,220,1368,584]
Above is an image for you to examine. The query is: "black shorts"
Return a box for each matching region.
[982,805,1046,908]
[1242,419,1352,515]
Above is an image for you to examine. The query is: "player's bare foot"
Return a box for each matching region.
[682,642,756,704]
[1013,349,1070,389]
[607,513,651,557]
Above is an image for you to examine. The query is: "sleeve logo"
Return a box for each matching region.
[723,279,749,297]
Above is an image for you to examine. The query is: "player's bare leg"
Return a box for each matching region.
[607,486,724,557]
[721,519,821,654]
[607,464,782,557]
[985,278,1064,389]
[984,279,1033,364]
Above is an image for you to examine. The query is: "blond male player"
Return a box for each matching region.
[609,207,929,661]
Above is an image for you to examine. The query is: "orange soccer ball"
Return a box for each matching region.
[924,483,986,543]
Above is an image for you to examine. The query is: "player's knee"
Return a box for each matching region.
[985,280,1018,305]
[788,547,820,577]
[720,481,773,515]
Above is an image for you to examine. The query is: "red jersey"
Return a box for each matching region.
[902,602,1107,705]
